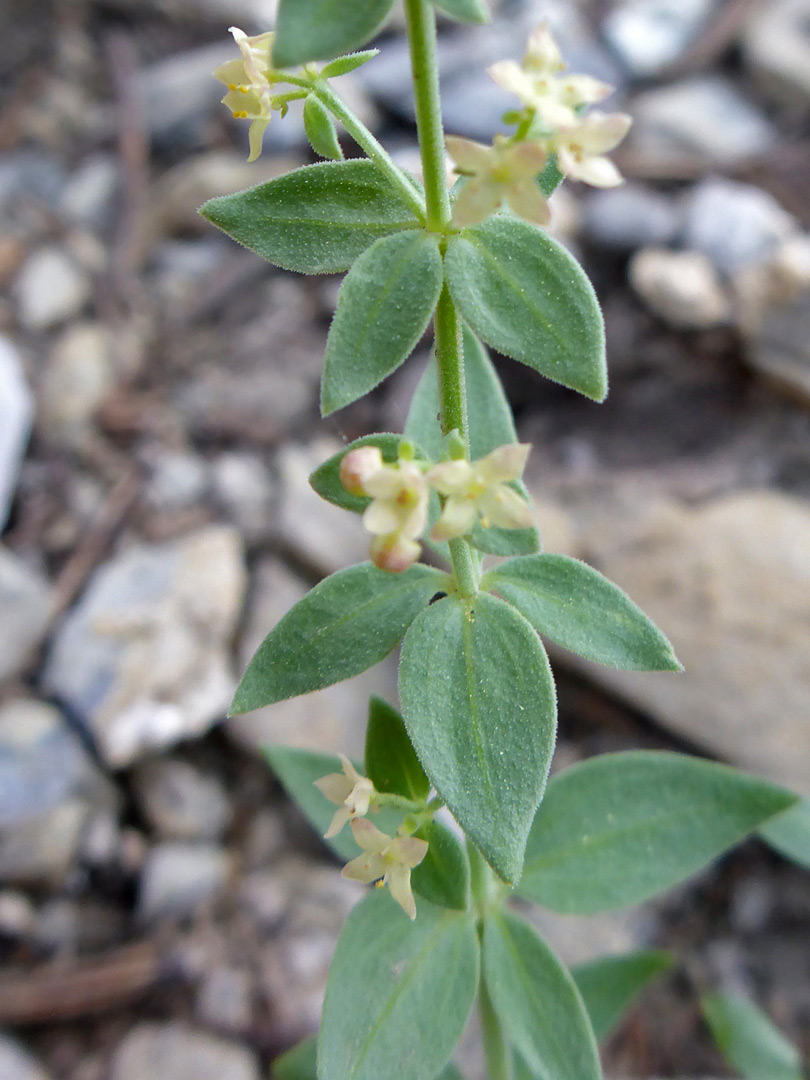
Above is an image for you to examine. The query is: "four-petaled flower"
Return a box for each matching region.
[340,446,429,573]
[342,819,428,920]
[550,111,632,188]
[314,754,375,839]
[213,28,277,161]
[427,444,533,542]
[447,135,550,228]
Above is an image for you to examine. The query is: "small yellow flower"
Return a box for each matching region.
[427,444,533,542]
[446,135,550,228]
[213,28,277,161]
[339,446,429,573]
[342,819,428,920]
[551,111,632,187]
[314,754,375,839]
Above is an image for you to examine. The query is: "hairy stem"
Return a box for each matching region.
[404,0,479,597]
[480,977,514,1080]
[314,81,426,220]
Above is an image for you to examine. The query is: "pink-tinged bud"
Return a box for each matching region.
[369,533,421,574]
[339,446,384,497]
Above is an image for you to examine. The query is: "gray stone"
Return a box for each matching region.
[133,758,232,841]
[0,547,52,683]
[742,0,810,110]
[38,323,115,449]
[631,76,776,164]
[0,889,36,939]
[520,900,660,967]
[683,179,796,274]
[14,246,91,330]
[196,967,254,1032]
[0,1035,52,1080]
[629,248,731,329]
[583,184,682,250]
[44,526,246,767]
[111,1023,259,1080]
[144,450,210,513]
[572,491,810,799]
[138,843,231,922]
[229,555,397,759]
[0,336,33,531]
[0,151,67,220]
[134,43,236,144]
[60,154,120,228]
[32,897,126,953]
[210,452,276,544]
[603,0,715,77]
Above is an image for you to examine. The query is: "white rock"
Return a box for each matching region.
[574,491,810,798]
[43,526,247,767]
[0,890,36,939]
[138,843,231,922]
[144,450,210,512]
[604,0,715,77]
[210,451,276,543]
[38,323,115,448]
[133,758,232,841]
[631,76,776,164]
[740,275,810,408]
[583,184,683,250]
[0,547,53,683]
[111,1023,259,1080]
[60,154,120,228]
[742,0,810,109]
[15,246,91,330]
[0,337,33,530]
[196,967,254,1032]
[683,179,796,274]
[0,1035,53,1080]
[629,248,731,329]
[228,556,397,759]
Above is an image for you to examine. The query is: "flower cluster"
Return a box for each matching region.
[340,442,532,571]
[313,754,375,838]
[446,24,632,228]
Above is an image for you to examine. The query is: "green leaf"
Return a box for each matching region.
[320,50,379,78]
[303,94,343,160]
[572,951,674,1041]
[435,1067,464,1080]
[318,891,479,1080]
[321,231,443,415]
[200,160,420,275]
[433,0,489,23]
[399,592,556,884]
[365,696,430,801]
[274,0,396,68]
[404,327,540,557]
[411,818,471,911]
[275,1036,317,1080]
[232,562,445,714]
[309,433,429,515]
[483,554,682,671]
[517,751,798,914]
[701,992,804,1080]
[445,217,607,401]
[537,154,564,198]
[759,797,810,870]
[483,911,602,1080]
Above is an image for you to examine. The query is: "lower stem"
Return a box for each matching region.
[480,978,513,1080]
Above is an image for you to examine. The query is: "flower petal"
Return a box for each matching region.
[362,501,402,537]
[369,534,421,573]
[431,496,478,542]
[476,444,530,485]
[426,459,473,496]
[324,805,351,839]
[247,117,270,162]
[452,178,500,229]
[507,179,552,227]
[342,851,384,884]
[480,485,535,530]
[446,135,494,174]
[351,818,390,854]
[386,864,417,920]
[313,773,352,804]
[524,24,564,73]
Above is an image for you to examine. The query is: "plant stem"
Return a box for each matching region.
[404,0,479,597]
[314,82,426,220]
[480,978,514,1080]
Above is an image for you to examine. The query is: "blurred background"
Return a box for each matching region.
[0,0,808,1077]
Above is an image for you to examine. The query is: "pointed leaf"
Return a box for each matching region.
[411,818,471,911]
[275,1037,318,1080]
[517,751,798,914]
[483,911,602,1080]
[321,231,443,415]
[200,160,420,275]
[759,797,810,870]
[320,50,379,78]
[365,696,430,801]
[304,94,343,159]
[274,0,396,67]
[537,154,564,197]
[484,554,681,671]
[309,433,430,515]
[701,992,804,1080]
[445,217,607,401]
[572,951,673,1041]
[433,0,489,23]
[318,891,479,1080]
[399,593,557,884]
[232,562,445,714]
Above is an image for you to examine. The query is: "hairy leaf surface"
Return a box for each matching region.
[274,0,395,67]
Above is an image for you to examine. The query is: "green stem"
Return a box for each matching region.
[480,978,514,1080]
[314,82,426,220]
[404,0,479,598]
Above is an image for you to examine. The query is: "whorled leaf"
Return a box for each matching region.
[303,94,344,160]
[759,797,810,870]
[365,695,431,802]
[274,0,396,68]
[701,992,804,1080]
[572,950,674,1041]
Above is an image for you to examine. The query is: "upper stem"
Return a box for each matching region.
[480,977,514,1080]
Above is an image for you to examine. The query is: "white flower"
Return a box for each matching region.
[342,819,428,920]
[427,444,533,542]
[213,28,277,161]
[447,135,550,228]
[551,111,632,187]
[314,754,375,839]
